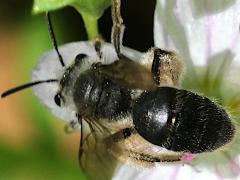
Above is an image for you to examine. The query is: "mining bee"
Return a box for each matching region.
[1,0,236,179]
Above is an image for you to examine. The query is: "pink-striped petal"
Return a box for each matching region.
[154,0,240,66]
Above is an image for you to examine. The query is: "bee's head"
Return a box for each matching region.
[54,53,88,107]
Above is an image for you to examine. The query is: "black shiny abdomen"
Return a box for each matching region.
[73,70,131,119]
[132,87,235,153]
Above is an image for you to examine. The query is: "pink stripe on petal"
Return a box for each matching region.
[163,30,170,48]
[174,0,177,9]
[169,166,180,180]
[223,153,240,177]
[173,0,183,26]
[214,167,225,180]
[206,16,213,61]
[230,32,240,50]
[203,0,214,61]
[229,158,240,176]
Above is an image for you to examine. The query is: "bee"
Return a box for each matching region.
[91,0,235,158]
[1,0,236,179]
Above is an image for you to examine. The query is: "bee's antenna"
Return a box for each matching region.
[111,0,125,57]
[1,79,58,98]
[45,12,65,67]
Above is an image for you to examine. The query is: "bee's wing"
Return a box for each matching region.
[79,118,122,180]
[79,116,183,179]
[95,57,156,91]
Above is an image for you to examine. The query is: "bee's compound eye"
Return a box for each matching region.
[54,93,61,106]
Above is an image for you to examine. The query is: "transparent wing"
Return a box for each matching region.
[94,56,156,91]
[79,117,122,180]
[78,115,184,180]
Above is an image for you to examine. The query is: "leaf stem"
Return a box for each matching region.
[81,12,99,40]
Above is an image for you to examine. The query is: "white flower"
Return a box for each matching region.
[154,0,240,67]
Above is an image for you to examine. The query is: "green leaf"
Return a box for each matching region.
[33,0,112,39]
[71,0,112,18]
[33,0,111,19]
[32,0,75,14]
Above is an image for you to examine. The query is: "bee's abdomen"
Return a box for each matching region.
[171,90,235,153]
[132,87,235,153]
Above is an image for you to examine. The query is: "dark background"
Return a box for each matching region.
[0,0,156,51]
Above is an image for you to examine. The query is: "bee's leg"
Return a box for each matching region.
[151,48,184,87]
[78,120,118,180]
[105,127,183,165]
[111,0,125,57]
[77,114,84,159]
[94,38,103,58]
[128,151,183,163]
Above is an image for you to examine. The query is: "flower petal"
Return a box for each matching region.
[154,0,240,66]
[153,0,240,179]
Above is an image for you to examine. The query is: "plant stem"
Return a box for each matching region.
[81,12,99,40]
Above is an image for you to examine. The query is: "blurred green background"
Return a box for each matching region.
[0,0,155,179]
